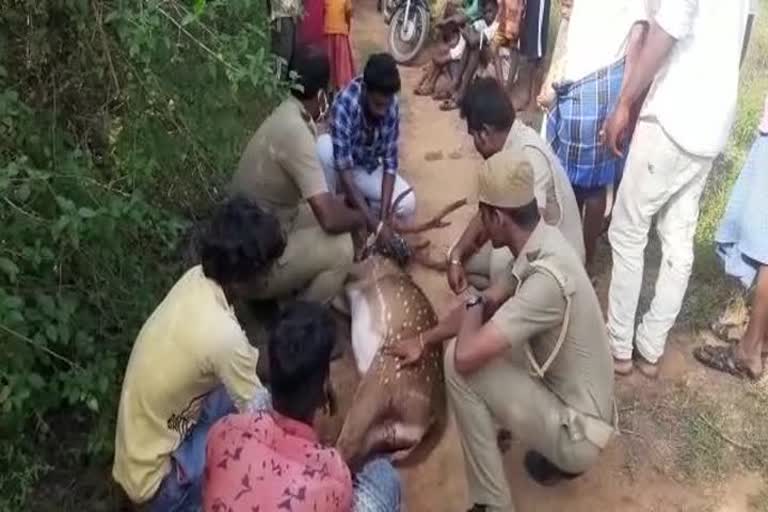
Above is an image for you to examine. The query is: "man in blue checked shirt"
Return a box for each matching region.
[318,53,415,246]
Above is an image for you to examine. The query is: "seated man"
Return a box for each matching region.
[232,47,365,303]
[204,301,402,512]
[112,199,283,510]
[437,0,499,111]
[414,19,466,97]
[450,77,584,293]
[389,152,615,512]
[317,53,415,243]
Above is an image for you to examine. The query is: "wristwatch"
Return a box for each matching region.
[465,295,484,310]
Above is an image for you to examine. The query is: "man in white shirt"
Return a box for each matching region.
[602,0,751,378]
[546,0,648,268]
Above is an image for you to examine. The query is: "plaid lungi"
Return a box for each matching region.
[547,58,626,189]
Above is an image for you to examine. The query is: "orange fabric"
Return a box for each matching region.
[325,0,352,35]
[496,0,523,42]
[326,34,356,89]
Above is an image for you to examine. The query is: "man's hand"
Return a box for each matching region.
[374,222,397,252]
[601,100,632,157]
[448,260,468,294]
[385,336,424,368]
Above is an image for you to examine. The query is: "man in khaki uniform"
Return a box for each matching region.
[389,151,615,512]
[231,48,364,303]
[449,77,585,294]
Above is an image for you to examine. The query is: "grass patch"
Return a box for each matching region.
[634,380,768,486]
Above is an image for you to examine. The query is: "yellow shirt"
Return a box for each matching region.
[112,266,261,503]
[231,97,329,230]
[325,0,352,35]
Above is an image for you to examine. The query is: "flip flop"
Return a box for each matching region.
[693,345,761,381]
[432,90,452,101]
[414,86,435,96]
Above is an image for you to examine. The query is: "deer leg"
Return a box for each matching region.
[336,373,390,467]
[395,198,468,234]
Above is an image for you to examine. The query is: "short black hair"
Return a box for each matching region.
[496,200,541,229]
[363,53,401,96]
[269,301,336,421]
[200,198,285,286]
[290,45,330,100]
[460,77,515,133]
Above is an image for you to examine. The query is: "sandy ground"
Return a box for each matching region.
[331,1,767,511]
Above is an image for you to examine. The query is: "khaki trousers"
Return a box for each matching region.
[465,242,515,290]
[444,339,601,511]
[251,204,354,304]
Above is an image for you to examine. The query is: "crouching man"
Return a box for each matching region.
[318,53,415,243]
[389,152,615,512]
[232,47,365,304]
[112,199,284,510]
[204,302,402,512]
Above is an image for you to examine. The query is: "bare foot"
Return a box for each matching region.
[613,357,633,376]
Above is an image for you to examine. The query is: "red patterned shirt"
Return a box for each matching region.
[204,411,353,512]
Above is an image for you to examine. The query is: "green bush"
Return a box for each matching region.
[0,0,285,506]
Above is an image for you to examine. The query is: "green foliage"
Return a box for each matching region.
[0,0,285,505]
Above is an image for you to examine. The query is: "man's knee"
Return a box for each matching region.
[393,186,416,219]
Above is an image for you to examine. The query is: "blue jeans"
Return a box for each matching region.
[147,386,235,512]
[354,458,403,512]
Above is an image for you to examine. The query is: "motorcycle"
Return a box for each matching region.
[383,0,431,64]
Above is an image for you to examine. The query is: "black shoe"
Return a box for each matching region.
[523,451,582,487]
[467,506,488,512]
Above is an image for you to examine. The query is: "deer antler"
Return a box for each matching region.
[391,187,415,218]
[394,198,468,234]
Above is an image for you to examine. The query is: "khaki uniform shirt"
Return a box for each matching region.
[490,223,614,422]
[504,121,586,263]
[231,97,328,230]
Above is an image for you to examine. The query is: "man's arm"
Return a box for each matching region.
[448,211,488,263]
[307,193,366,233]
[622,22,650,94]
[454,271,566,375]
[330,97,379,231]
[212,334,262,413]
[380,102,400,220]
[602,19,679,156]
[419,277,514,351]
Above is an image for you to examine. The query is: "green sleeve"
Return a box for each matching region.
[463,0,481,20]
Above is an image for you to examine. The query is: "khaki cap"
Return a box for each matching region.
[478,150,535,208]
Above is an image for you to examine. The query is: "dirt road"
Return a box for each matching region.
[343,1,766,511]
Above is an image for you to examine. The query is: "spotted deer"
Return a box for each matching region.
[335,192,465,468]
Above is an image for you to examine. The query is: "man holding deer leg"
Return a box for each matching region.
[449,77,584,295]
[317,53,415,246]
[232,47,364,304]
[388,151,615,512]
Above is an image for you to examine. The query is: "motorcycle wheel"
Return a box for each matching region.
[388,3,430,64]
